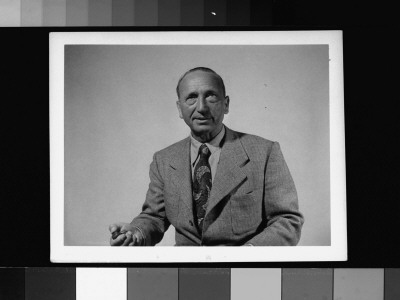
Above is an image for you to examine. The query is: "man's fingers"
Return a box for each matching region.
[112,230,125,240]
[108,224,142,246]
[128,233,143,246]
[110,233,126,246]
[109,224,115,232]
[129,235,138,246]
[109,223,123,233]
[133,231,143,246]
[122,232,133,246]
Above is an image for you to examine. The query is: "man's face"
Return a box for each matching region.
[176,71,229,142]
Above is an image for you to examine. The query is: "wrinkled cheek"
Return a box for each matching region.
[182,114,193,128]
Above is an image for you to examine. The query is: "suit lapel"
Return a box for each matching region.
[204,128,249,229]
[168,137,193,222]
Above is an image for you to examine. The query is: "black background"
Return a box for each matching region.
[0,0,399,267]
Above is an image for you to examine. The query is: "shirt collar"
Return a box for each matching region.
[190,125,225,162]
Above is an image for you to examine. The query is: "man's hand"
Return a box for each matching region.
[109,222,144,246]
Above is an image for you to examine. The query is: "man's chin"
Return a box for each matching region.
[190,126,212,137]
[191,124,213,134]
[192,128,212,135]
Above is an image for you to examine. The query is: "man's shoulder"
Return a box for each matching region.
[227,128,277,159]
[233,130,274,145]
[229,128,275,148]
[155,136,189,158]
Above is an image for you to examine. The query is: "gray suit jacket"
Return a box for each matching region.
[131,126,304,246]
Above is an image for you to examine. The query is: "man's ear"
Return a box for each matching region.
[176,101,183,119]
[224,96,230,114]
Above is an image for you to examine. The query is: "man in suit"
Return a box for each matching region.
[109,67,304,246]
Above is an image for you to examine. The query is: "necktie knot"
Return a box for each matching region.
[199,144,211,159]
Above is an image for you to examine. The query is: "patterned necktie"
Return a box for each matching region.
[193,144,212,234]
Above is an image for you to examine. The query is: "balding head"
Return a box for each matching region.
[176,67,226,99]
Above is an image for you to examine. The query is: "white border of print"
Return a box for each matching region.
[50,31,346,262]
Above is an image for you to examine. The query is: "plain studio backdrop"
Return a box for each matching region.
[64,44,330,246]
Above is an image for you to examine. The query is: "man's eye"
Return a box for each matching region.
[206,94,217,102]
[186,97,197,105]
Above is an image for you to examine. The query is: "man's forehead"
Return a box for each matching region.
[180,71,221,89]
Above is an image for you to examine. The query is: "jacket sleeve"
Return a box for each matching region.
[246,142,304,246]
[130,153,170,246]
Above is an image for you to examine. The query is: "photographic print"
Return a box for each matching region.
[50,31,346,262]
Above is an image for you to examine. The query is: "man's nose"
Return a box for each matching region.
[196,97,208,113]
